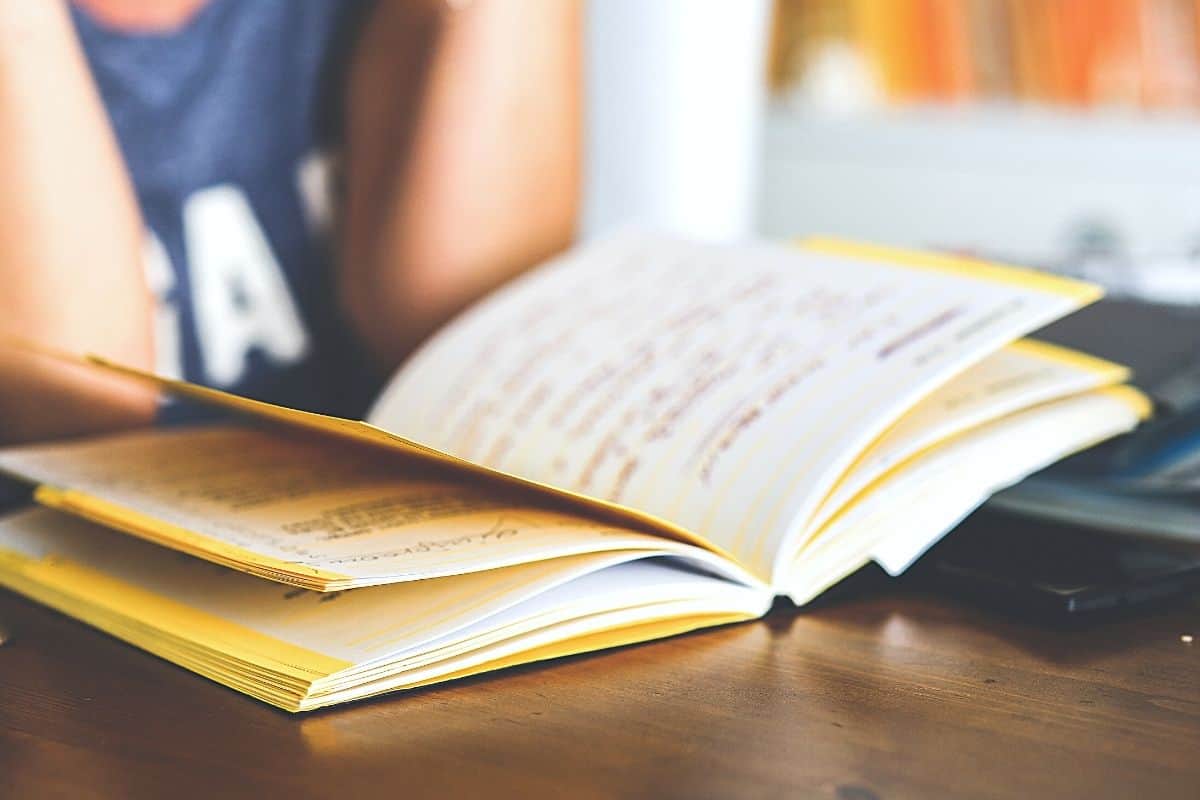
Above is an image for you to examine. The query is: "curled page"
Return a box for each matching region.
[0,425,757,590]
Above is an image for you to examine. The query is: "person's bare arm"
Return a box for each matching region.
[0,0,156,445]
[340,0,582,369]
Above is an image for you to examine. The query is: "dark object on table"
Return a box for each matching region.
[0,478,31,515]
[991,298,1200,541]
[1034,298,1200,389]
[921,509,1200,623]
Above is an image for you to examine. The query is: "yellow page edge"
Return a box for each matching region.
[787,340,1142,566]
[1006,338,1131,382]
[787,401,1153,606]
[0,546,349,680]
[1097,383,1154,419]
[800,237,1104,304]
[0,543,757,713]
[807,337,1137,532]
[34,485,351,588]
[797,382,1153,561]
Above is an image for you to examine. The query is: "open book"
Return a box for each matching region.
[0,235,1149,711]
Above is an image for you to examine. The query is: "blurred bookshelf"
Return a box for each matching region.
[768,0,1200,112]
[760,0,1200,306]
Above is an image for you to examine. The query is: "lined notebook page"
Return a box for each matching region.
[370,235,1098,579]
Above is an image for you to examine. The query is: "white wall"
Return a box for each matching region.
[583,0,772,242]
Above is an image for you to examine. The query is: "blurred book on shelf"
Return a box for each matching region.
[769,0,1200,112]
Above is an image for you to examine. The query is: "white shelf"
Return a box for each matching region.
[757,105,1200,266]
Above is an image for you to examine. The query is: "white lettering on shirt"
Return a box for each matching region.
[184,184,309,386]
[296,151,334,234]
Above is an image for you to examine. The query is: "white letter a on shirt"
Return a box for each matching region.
[184,184,310,387]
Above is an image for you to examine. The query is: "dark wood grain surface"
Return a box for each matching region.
[2,565,1197,800]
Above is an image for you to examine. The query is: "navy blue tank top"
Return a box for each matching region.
[71,0,378,422]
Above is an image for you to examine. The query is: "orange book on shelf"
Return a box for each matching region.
[1034,0,1095,105]
[967,0,1015,97]
[918,0,974,101]
[1038,0,1069,102]
[768,0,863,98]
[1008,0,1044,101]
[1055,0,1097,106]
[766,0,791,93]
[1088,0,1143,107]
[1139,0,1200,108]
[1041,0,1076,103]
[851,0,924,102]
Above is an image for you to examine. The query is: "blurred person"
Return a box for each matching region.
[0,0,581,446]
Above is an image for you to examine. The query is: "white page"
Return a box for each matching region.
[370,234,1099,581]
[338,554,770,680]
[311,570,770,709]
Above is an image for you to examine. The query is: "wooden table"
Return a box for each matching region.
[2,571,1196,800]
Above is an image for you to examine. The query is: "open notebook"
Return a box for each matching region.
[0,235,1149,711]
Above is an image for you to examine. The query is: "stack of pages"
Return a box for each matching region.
[0,235,1149,711]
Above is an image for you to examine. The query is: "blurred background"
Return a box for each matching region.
[584,0,1200,309]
